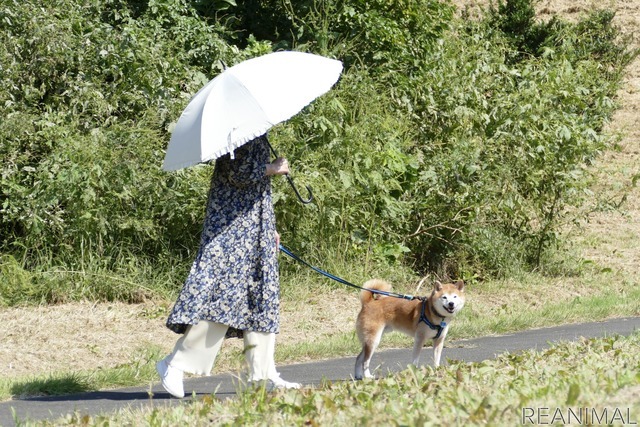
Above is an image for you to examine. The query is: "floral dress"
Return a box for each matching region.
[166,135,280,335]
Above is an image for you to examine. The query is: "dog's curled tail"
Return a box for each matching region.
[359,279,393,305]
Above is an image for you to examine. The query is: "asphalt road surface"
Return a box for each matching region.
[1,317,638,426]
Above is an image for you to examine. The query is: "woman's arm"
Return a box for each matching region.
[266,157,289,176]
[223,136,290,188]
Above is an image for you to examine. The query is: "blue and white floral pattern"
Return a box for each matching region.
[166,136,280,334]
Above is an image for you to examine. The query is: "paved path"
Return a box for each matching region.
[1,317,638,426]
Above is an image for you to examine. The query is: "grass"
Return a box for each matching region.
[1,210,639,405]
[17,332,639,426]
[2,261,637,403]
[279,263,640,354]
[2,346,165,401]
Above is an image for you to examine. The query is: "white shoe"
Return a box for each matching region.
[156,359,185,398]
[270,372,302,389]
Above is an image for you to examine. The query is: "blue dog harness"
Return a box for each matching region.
[419,299,447,339]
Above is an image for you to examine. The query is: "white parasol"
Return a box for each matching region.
[162,51,343,172]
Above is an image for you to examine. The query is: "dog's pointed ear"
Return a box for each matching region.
[434,281,443,291]
[455,279,465,291]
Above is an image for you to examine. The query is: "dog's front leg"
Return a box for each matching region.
[433,324,450,366]
[433,336,445,367]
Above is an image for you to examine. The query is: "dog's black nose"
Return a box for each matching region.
[448,302,455,308]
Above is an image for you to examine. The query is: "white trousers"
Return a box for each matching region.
[166,320,277,381]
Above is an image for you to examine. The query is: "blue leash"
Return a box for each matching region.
[278,244,422,301]
[279,244,446,336]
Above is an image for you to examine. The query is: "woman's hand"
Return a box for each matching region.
[275,231,280,247]
[266,157,289,176]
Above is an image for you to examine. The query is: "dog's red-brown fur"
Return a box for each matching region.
[354,279,465,379]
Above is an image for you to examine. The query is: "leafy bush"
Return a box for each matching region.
[0,0,636,304]
[487,0,555,57]
[272,0,633,277]
[0,0,263,265]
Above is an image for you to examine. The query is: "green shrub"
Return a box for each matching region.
[0,0,636,304]
[0,0,264,265]
[488,0,555,58]
[270,0,634,277]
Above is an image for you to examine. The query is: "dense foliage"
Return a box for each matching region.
[0,0,635,304]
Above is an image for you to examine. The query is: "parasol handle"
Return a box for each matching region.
[285,174,314,204]
[266,140,313,204]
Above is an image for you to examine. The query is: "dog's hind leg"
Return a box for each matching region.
[361,327,384,379]
[354,350,365,380]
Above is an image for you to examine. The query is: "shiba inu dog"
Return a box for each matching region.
[354,279,465,379]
